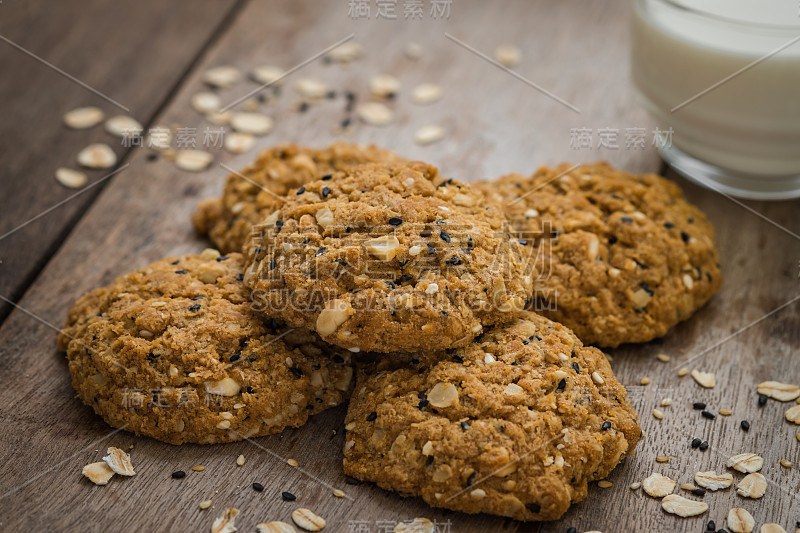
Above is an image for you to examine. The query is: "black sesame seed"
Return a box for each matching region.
[341,117,351,128]
[171,470,186,479]
[388,217,403,226]
[216,255,229,262]
[174,270,188,274]
[426,243,436,255]
[691,487,706,496]
[322,186,331,198]
[691,438,702,448]
[526,502,541,514]
[418,399,429,409]
[146,152,159,161]
[189,304,201,311]
[608,235,618,244]
[639,282,654,295]
[440,230,451,243]
[230,352,241,363]
[601,421,611,431]
[282,491,296,501]
[681,231,690,242]
[296,187,305,195]
[517,239,528,245]
[707,520,716,531]
[326,90,336,99]
[572,362,580,373]
[460,421,470,431]
[466,472,476,486]
[315,247,326,257]
[740,420,750,431]
[664,222,675,229]
[171,260,180,265]
[693,402,706,410]
[446,256,461,265]
[333,354,344,364]
[557,378,566,391]
[758,394,768,406]
[289,367,303,378]
[366,411,377,421]
[275,219,284,228]
[452,354,464,363]
[252,482,264,492]
[246,386,255,394]
[567,528,577,533]
[621,216,633,223]
[270,258,277,270]
[425,455,434,466]
[701,410,715,420]
[192,295,204,300]
[699,441,709,450]
[298,102,309,113]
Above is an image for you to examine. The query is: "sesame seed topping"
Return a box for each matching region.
[388,217,403,226]
[282,491,297,501]
[252,482,264,492]
[366,411,377,421]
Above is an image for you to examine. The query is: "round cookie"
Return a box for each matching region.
[58,250,354,445]
[243,162,529,353]
[193,142,404,254]
[342,311,641,521]
[476,162,722,347]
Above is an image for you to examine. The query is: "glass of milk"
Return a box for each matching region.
[632,0,800,199]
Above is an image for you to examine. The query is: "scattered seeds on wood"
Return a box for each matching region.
[211,507,239,533]
[414,124,445,145]
[370,74,400,98]
[326,41,364,63]
[677,367,689,377]
[102,446,135,476]
[105,115,143,138]
[736,472,767,499]
[55,167,87,189]
[295,78,327,99]
[494,44,521,67]
[251,65,285,85]
[175,150,213,172]
[64,106,105,129]
[691,369,715,388]
[694,470,733,491]
[597,480,612,488]
[785,404,800,424]
[642,472,675,497]
[236,454,245,466]
[660,494,708,517]
[77,143,117,169]
[726,507,755,533]
[82,461,115,485]
[757,381,800,401]
[191,92,221,114]
[726,453,763,473]
[291,508,326,531]
[394,517,435,533]
[652,408,664,420]
[357,102,393,126]
[656,353,671,362]
[287,458,299,467]
[760,525,787,533]
[230,112,273,136]
[411,83,442,105]
[779,458,793,468]
[224,132,256,154]
[257,522,297,533]
[203,66,241,88]
[405,42,423,60]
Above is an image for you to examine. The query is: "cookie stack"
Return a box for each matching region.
[60,142,722,521]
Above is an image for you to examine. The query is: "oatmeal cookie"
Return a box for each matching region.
[58,250,353,445]
[193,142,404,253]
[343,311,641,521]
[476,162,722,347]
[243,162,529,353]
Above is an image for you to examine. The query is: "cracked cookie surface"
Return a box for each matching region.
[243,162,529,353]
[477,162,722,347]
[58,250,353,444]
[342,311,641,521]
[193,142,404,254]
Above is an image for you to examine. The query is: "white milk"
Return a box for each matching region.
[632,0,800,196]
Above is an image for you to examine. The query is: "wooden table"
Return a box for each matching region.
[1,1,797,531]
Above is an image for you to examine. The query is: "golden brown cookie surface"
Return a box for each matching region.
[477,162,722,347]
[343,312,641,521]
[58,250,353,444]
[243,162,529,353]
[193,142,404,253]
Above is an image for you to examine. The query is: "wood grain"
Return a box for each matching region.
[0,1,798,531]
[0,0,241,322]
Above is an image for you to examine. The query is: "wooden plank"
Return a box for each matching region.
[2,1,798,531]
[0,0,241,322]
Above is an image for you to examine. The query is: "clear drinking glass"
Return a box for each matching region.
[631,0,800,199]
